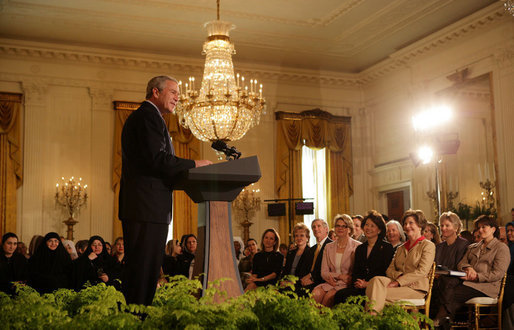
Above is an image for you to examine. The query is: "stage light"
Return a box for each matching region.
[417,146,434,165]
[412,104,453,132]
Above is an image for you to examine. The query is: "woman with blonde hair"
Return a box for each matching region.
[281,223,313,295]
[312,214,361,307]
[429,211,470,319]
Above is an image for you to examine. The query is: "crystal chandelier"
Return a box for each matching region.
[175,0,265,142]
[505,0,514,16]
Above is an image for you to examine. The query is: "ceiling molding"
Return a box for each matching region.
[359,2,506,84]
[0,38,361,87]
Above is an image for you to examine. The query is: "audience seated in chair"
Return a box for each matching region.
[433,215,510,328]
[430,211,470,319]
[333,210,394,305]
[280,223,312,295]
[312,214,361,307]
[1,233,29,294]
[385,220,406,252]
[29,232,72,294]
[245,228,283,291]
[365,209,435,314]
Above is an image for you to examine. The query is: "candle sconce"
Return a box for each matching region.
[232,184,261,243]
[426,190,439,221]
[446,191,459,212]
[55,176,88,241]
[479,179,496,214]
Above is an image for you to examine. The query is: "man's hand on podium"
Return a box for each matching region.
[195,159,213,167]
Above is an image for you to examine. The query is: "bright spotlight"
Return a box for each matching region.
[412,104,453,132]
[417,146,434,165]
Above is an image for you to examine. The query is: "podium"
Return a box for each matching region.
[175,156,261,298]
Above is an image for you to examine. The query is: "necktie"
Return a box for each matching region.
[311,243,321,272]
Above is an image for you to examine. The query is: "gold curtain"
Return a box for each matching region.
[0,93,23,235]
[112,101,200,241]
[275,109,352,238]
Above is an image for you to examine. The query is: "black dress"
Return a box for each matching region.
[162,255,187,277]
[334,239,394,304]
[430,236,470,318]
[252,250,283,286]
[281,246,312,294]
[28,232,72,293]
[71,236,119,290]
[0,252,29,294]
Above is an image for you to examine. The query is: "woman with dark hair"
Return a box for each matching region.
[28,232,72,293]
[434,215,510,327]
[28,235,43,257]
[312,214,362,307]
[333,210,394,305]
[1,233,29,294]
[366,209,435,313]
[71,235,119,290]
[423,222,442,244]
[239,238,258,289]
[245,228,283,291]
[178,234,197,279]
[280,223,313,294]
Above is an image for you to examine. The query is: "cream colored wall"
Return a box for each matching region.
[361,17,514,223]
[0,39,361,244]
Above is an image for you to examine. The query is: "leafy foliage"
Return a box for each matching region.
[0,278,431,329]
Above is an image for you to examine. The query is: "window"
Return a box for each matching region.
[301,145,328,246]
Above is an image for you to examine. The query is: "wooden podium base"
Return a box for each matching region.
[193,201,243,299]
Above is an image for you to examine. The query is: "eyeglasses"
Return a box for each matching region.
[335,224,349,229]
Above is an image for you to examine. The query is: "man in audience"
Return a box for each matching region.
[299,218,333,293]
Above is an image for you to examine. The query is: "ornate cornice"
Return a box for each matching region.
[0,3,508,87]
[0,39,359,87]
[359,3,507,84]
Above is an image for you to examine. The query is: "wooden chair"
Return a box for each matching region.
[463,273,508,330]
[397,262,436,328]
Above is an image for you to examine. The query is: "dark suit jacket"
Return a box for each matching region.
[352,239,394,282]
[281,246,312,279]
[119,101,195,224]
[309,237,332,285]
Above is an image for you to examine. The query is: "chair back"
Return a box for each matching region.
[424,262,437,313]
[497,272,508,306]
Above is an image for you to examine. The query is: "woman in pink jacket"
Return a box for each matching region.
[312,214,361,307]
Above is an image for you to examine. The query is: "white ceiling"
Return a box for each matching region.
[0,0,500,73]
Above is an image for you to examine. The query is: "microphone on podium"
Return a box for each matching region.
[211,140,242,160]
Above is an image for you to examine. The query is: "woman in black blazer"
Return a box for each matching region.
[333,210,394,304]
[281,223,312,294]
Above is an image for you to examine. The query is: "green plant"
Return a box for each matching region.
[0,278,432,329]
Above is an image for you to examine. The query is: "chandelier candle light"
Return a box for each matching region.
[55,176,88,240]
[175,0,265,143]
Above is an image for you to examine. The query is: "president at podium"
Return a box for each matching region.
[119,75,211,306]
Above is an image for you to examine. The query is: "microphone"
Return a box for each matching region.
[211,140,242,160]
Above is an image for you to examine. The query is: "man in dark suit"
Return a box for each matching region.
[119,75,212,305]
[300,218,332,293]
